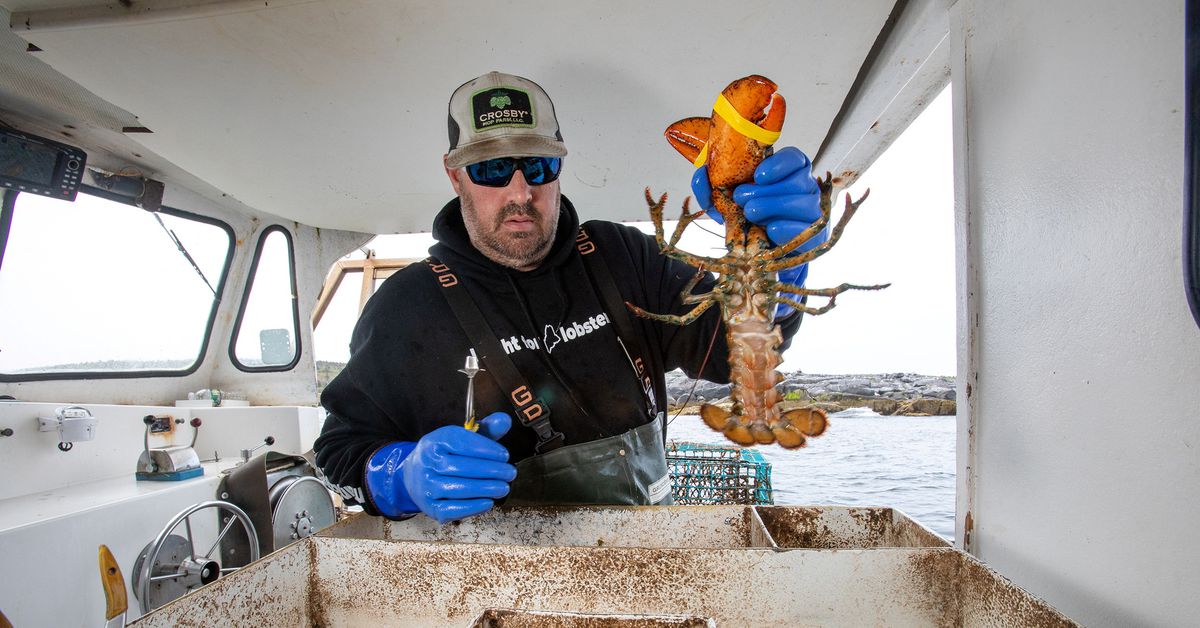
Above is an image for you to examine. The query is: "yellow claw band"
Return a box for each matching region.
[464,416,479,432]
[692,93,781,168]
[712,93,782,146]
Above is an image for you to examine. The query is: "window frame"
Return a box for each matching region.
[228,224,302,372]
[0,189,15,276]
[0,186,236,382]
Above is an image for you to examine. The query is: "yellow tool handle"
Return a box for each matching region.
[98,544,128,621]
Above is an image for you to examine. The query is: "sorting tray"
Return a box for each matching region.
[130,505,1076,627]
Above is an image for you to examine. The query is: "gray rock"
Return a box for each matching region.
[664,368,955,414]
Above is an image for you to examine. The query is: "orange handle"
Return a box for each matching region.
[98,545,128,620]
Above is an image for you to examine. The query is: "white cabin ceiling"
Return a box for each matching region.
[2,0,902,234]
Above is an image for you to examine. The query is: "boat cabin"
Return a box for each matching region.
[0,1,1197,626]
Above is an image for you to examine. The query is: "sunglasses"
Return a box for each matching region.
[465,156,563,187]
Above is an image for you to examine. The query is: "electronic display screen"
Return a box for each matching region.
[0,135,58,186]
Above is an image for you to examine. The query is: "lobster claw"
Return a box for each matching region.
[663,75,786,171]
[734,78,786,134]
[665,117,711,165]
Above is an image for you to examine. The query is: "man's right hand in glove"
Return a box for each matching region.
[365,412,516,524]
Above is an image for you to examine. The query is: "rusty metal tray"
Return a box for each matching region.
[130,505,1077,627]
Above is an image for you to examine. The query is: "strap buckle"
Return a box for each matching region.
[533,427,566,453]
[526,410,565,453]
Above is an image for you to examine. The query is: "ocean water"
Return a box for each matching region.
[665,407,957,542]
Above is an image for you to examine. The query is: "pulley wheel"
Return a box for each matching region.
[269,475,336,549]
[132,500,259,614]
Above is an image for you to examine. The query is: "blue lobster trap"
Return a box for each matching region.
[665,441,774,505]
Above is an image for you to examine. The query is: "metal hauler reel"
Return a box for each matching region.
[268,474,337,549]
[132,500,259,614]
[218,448,337,561]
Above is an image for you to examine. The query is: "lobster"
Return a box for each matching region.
[629,75,888,449]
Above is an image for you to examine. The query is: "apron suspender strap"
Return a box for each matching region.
[575,228,661,420]
[427,257,565,453]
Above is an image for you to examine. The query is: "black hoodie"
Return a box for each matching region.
[314,195,802,512]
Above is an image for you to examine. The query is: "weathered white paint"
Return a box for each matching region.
[0,402,323,627]
[952,1,1200,626]
[0,464,226,625]
[816,0,952,189]
[7,0,896,233]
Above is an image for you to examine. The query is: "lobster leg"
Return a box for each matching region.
[679,268,715,304]
[645,188,737,274]
[776,282,891,296]
[763,189,870,273]
[669,199,707,250]
[626,297,718,326]
[658,253,732,274]
[646,188,705,249]
[644,188,673,248]
[666,252,736,275]
[772,294,840,316]
[761,172,833,260]
[763,173,857,262]
[772,282,891,316]
[762,218,830,262]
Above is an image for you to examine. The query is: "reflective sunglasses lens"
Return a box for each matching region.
[466,157,563,187]
[466,159,517,187]
[523,157,562,185]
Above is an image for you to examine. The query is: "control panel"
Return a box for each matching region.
[0,127,87,201]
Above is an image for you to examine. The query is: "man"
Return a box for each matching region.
[314,71,825,523]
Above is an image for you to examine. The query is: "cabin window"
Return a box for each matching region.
[312,233,435,391]
[312,264,361,390]
[0,189,233,379]
[230,226,300,371]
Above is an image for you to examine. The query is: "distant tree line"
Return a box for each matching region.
[316,360,347,390]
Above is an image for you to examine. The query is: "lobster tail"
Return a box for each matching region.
[700,403,754,446]
[786,407,829,437]
[772,408,830,450]
[700,403,828,449]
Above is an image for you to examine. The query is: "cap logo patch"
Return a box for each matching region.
[473,87,535,132]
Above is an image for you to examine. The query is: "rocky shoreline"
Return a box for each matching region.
[664,370,957,416]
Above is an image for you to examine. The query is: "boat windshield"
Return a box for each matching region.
[0,188,233,379]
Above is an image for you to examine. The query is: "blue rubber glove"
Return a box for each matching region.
[690,147,829,316]
[365,412,516,524]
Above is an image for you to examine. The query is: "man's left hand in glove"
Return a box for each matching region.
[691,146,827,317]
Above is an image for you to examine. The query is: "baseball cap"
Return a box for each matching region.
[446,71,567,169]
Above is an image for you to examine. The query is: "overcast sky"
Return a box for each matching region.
[315,87,956,376]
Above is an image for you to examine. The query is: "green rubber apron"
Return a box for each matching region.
[506,414,673,506]
[430,232,670,506]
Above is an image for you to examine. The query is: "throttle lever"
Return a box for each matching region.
[240,435,276,463]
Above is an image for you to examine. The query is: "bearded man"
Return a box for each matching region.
[315,72,823,523]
